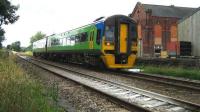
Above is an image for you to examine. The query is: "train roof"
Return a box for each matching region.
[105,15,136,23]
[33,15,133,43]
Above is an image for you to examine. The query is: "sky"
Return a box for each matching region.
[2,0,200,47]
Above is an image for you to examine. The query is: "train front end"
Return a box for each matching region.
[101,15,137,69]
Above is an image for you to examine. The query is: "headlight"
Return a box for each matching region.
[106,42,110,46]
[105,42,114,46]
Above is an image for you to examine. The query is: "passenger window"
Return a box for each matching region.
[80,32,87,42]
[60,38,63,45]
[51,38,60,46]
[66,37,70,46]
[96,29,101,44]
[70,36,75,45]
[75,35,80,43]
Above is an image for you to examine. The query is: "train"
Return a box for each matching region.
[33,15,138,69]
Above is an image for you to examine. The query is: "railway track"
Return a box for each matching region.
[136,58,200,68]
[18,55,200,112]
[113,70,200,91]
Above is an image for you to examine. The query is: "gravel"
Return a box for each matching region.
[37,59,200,105]
[17,58,130,112]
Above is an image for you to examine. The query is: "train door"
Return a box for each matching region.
[120,23,128,53]
[89,30,94,49]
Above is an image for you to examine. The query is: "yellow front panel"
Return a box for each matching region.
[101,37,114,54]
[101,54,136,69]
[120,24,128,53]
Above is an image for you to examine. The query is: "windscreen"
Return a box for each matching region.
[105,26,115,42]
[104,17,116,43]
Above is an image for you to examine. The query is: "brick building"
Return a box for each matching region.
[130,2,196,57]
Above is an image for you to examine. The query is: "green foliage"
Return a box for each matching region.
[24,51,33,56]
[137,65,200,80]
[20,47,26,52]
[11,41,21,51]
[0,0,19,48]
[30,31,46,44]
[0,0,19,26]
[6,44,11,49]
[0,55,63,112]
[25,44,32,51]
[0,28,5,48]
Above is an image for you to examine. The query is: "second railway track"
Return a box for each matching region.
[26,55,200,92]
[111,70,200,91]
[18,55,200,112]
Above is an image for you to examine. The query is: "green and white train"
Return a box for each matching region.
[33,15,138,69]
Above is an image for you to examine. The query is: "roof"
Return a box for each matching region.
[142,3,197,18]
[179,7,200,23]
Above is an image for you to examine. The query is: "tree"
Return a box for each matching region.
[0,28,5,48]
[30,31,46,44]
[11,41,20,51]
[6,44,11,50]
[0,0,19,48]
[0,0,19,26]
[25,44,32,51]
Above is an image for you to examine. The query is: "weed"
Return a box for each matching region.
[0,52,63,112]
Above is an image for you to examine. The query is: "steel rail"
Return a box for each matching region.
[114,70,200,91]
[18,55,200,112]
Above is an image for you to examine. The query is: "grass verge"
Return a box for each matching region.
[136,65,200,80]
[0,50,63,112]
[24,51,33,56]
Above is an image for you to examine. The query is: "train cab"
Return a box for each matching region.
[101,15,138,68]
